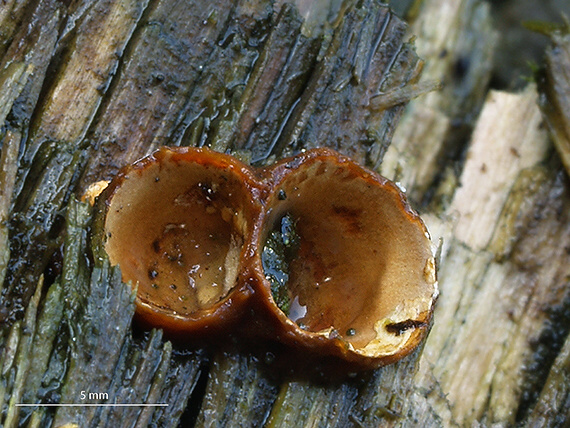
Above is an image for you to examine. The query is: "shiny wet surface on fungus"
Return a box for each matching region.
[260,154,436,354]
[101,146,438,369]
[104,148,260,323]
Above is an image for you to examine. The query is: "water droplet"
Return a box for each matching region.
[289,296,307,322]
[264,352,275,365]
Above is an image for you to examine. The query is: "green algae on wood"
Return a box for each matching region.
[261,213,300,316]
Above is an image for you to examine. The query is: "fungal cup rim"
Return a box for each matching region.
[98,146,438,367]
[102,146,264,337]
[250,148,438,364]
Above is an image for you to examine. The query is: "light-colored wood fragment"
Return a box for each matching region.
[449,85,549,251]
[32,0,149,144]
[380,104,450,199]
[380,0,497,202]
[410,0,497,117]
[417,85,570,426]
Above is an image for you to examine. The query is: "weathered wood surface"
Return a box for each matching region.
[1,0,570,427]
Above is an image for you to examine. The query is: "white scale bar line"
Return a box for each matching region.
[16,404,168,407]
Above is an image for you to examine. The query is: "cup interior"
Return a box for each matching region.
[261,156,435,350]
[104,150,256,317]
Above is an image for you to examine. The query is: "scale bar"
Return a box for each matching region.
[16,404,168,407]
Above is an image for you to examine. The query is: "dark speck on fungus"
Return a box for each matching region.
[98,146,438,371]
[102,147,261,338]
[250,149,438,369]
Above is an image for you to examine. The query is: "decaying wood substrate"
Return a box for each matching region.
[0,0,569,427]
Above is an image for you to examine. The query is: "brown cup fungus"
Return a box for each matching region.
[101,146,437,369]
[103,147,262,337]
[251,149,438,368]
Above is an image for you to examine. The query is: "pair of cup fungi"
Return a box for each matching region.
[98,146,438,371]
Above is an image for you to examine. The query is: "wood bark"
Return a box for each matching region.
[1,0,569,427]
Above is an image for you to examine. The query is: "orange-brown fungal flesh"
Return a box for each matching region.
[103,147,261,337]
[250,149,438,367]
[100,146,437,369]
